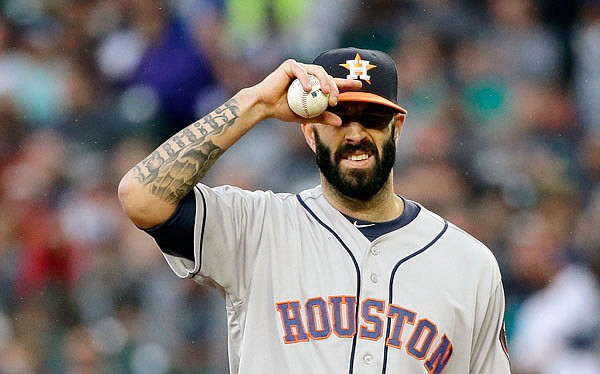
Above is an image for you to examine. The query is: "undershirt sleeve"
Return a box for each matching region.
[143,191,196,261]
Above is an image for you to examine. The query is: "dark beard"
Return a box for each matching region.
[314,129,396,200]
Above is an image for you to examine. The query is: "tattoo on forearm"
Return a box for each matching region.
[131,99,239,204]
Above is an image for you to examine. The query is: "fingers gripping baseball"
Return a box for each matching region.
[286,60,339,106]
[253,59,359,125]
[287,75,330,119]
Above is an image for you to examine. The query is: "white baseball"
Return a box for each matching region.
[287,75,330,119]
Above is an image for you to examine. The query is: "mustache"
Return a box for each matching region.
[334,140,378,161]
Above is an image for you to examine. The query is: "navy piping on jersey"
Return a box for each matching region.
[296,194,362,374]
[191,186,207,277]
[343,198,420,241]
[381,220,449,373]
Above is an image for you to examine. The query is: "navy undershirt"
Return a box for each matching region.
[342,198,420,241]
[145,191,420,261]
[144,190,196,261]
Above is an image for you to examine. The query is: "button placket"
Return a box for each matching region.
[370,246,380,256]
[370,273,378,283]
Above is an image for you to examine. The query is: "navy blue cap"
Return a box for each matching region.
[313,47,407,114]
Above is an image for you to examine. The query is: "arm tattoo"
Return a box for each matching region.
[131,99,239,204]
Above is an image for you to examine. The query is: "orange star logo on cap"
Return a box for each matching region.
[339,53,377,84]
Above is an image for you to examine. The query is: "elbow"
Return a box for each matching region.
[118,173,152,228]
[117,172,175,229]
[117,174,135,210]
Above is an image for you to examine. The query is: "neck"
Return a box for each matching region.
[321,175,404,222]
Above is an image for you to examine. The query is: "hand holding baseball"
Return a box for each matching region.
[287,75,330,118]
[250,59,361,126]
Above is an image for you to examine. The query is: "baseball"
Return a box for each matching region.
[287,75,330,119]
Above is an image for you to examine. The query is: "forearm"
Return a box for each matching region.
[118,58,350,228]
[119,88,264,228]
[133,98,239,203]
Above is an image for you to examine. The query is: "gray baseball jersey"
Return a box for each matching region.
[158,184,511,373]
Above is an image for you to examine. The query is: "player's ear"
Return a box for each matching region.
[393,113,406,142]
[301,123,317,153]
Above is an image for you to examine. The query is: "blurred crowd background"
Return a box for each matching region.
[0,0,599,372]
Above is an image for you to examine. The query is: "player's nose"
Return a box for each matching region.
[344,121,368,143]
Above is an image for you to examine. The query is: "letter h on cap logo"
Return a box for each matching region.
[340,53,376,84]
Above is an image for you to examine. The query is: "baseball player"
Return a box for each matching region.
[118,47,511,373]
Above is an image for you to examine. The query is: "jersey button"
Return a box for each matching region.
[370,246,380,255]
[363,354,373,365]
[370,273,378,283]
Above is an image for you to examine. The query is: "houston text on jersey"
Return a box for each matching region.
[275,295,453,373]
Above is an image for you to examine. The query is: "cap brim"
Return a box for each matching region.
[338,92,407,114]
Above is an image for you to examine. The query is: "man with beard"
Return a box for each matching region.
[118,48,511,373]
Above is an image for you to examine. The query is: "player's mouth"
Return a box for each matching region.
[335,140,379,169]
[340,152,373,168]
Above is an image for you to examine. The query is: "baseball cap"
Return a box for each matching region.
[313,47,407,114]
